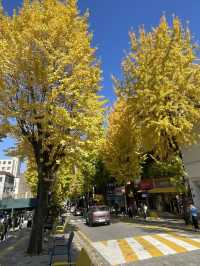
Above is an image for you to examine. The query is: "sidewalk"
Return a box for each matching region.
[112,214,197,233]
[0,228,50,266]
[0,221,83,266]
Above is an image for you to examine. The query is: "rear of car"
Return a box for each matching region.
[86,206,110,226]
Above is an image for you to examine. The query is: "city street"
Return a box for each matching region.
[71,216,200,266]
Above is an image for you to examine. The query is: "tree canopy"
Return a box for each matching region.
[0,0,104,254]
[116,16,200,161]
[103,98,143,184]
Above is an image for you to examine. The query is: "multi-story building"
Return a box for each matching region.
[182,144,200,210]
[16,174,32,199]
[0,171,15,199]
[0,157,20,177]
[0,157,21,196]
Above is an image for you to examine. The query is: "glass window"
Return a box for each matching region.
[3,161,6,164]
[8,161,11,164]
[7,167,11,170]
[2,167,5,170]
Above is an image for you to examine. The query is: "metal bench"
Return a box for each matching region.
[49,231,74,266]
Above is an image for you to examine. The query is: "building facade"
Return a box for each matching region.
[0,157,21,196]
[16,174,32,199]
[0,171,15,200]
[0,157,20,177]
[182,144,200,210]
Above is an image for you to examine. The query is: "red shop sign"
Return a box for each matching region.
[139,180,153,190]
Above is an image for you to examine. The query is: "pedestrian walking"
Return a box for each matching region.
[27,215,32,228]
[184,202,191,225]
[190,203,199,231]
[3,218,8,240]
[0,218,4,242]
[143,203,148,220]
[128,205,133,219]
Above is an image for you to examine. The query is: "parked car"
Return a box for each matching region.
[73,208,83,216]
[86,205,110,226]
[70,206,76,213]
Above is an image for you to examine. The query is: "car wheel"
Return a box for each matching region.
[107,221,110,225]
[89,219,93,227]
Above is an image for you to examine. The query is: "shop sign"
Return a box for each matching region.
[139,180,153,190]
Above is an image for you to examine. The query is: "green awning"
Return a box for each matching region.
[0,198,37,210]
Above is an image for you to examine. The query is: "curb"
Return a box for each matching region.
[76,230,109,266]
[117,216,197,233]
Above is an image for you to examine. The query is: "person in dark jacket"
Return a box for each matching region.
[3,218,8,240]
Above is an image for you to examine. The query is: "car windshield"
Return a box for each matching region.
[90,206,108,211]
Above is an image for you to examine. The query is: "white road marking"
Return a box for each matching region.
[93,240,126,265]
[160,233,198,251]
[125,237,152,260]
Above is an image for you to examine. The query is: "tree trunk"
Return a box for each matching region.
[27,169,50,255]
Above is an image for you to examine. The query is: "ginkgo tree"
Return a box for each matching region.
[116,16,200,161]
[0,0,104,254]
[103,98,143,185]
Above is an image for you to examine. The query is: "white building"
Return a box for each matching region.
[0,157,21,196]
[16,174,32,199]
[0,171,15,200]
[182,144,200,210]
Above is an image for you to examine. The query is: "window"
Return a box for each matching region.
[0,177,2,182]
[8,161,11,164]
[2,167,5,170]
[3,161,6,164]
[7,167,11,170]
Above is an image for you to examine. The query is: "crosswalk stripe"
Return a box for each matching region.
[134,236,164,257]
[160,234,197,251]
[153,234,186,253]
[169,233,200,249]
[125,238,152,260]
[117,239,138,263]
[143,235,176,255]
[93,240,126,265]
[93,232,200,265]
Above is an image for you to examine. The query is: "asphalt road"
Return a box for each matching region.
[70,215,200,266]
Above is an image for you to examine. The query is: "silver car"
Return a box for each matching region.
[86,205,110,226]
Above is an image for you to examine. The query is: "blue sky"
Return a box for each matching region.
[1,0,200,160]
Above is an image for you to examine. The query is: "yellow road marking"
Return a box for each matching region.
[117,239,138,263]
[134,224,172,231]
[153,234,187,253]
[169,233,200,249]
[135,236,163,257]
[52,262,68,266]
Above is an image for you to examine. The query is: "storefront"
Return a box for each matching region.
[106,183,125,207]
[138,178,179,213]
